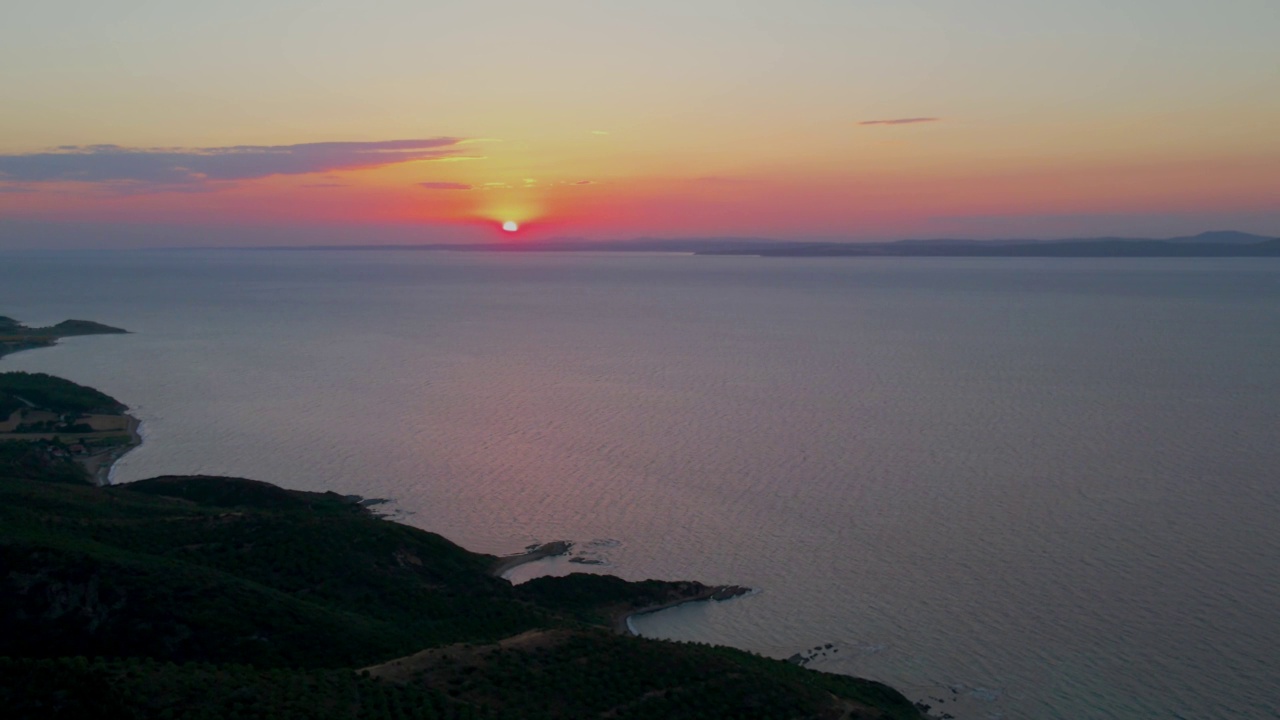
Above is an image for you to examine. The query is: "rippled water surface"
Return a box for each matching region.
[3,250,1278,719]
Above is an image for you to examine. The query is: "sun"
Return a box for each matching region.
[502,220,519,232]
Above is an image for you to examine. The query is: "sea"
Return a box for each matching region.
[2,248,1278,719]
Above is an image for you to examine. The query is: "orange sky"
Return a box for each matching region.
[2,1,1278,246]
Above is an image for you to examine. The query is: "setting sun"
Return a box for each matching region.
[502,221,519,232]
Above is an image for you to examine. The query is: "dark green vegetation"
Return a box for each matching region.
[0,371,126,415]
[0,372,139,488]
[0,315,127,360]
[1,466,923,719]
[367,630,913,720]
[0,440,89,484]
[0,316,128,337]
[1,475,543,667]
[517,572,747,626]
[1,657,473,720]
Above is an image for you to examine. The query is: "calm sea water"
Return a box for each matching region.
[2,249,1278,719]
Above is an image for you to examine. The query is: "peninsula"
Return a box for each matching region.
[0,315,128,359]
[0,317,140,485]
[0,319,925,719]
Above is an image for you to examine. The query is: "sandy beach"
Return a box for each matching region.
[80,414,142,486]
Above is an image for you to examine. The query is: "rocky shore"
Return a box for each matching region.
[616,583,753,635]
[489,540,574,577]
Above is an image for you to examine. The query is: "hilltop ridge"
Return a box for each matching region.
[0,469,923,719]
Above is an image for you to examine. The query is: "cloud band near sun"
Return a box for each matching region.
[417,181,473,190]
[0,138,468,186]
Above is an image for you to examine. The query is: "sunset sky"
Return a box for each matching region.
[2,0,1278,247]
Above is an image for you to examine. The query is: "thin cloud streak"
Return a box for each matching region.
[417,181,473,190]
[0,138,468,186]
[859,117,940,126]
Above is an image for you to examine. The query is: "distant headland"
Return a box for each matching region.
[252,230,1280,257]
[0,315,128,359]
[0,316,138,485]
[695,230,1280,258]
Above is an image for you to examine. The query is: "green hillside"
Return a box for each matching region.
[0,372,127,415]
[0,469,923,719]
[0,316,127,360]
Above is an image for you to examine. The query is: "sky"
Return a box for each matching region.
[1,0,1278,247]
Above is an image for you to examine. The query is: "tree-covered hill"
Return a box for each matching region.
[0,372,127,415]
[0,441,90,484]
[0,457,923,719]
[0,316,127,360]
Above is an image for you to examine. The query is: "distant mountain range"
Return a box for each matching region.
[274,231,1280,257]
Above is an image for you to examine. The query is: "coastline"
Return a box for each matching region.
[5,335,735,616]
[1,314,935,719]
[0,316,934,719]
[489,540,574,578]
[82,413,143,486]
[0,326,143,486]
[616,585,754,635]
